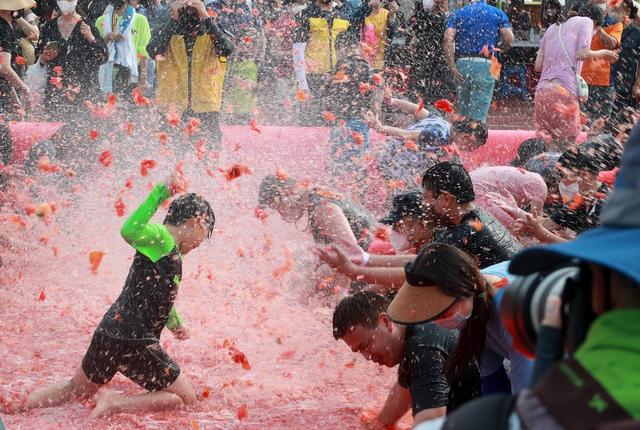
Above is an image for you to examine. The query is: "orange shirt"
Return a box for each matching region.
[582,22,623,86]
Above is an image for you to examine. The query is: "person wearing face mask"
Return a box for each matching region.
[332,290,481,429]
[379,191,450,253]
[386,243,534,395]
[257,174,374,261]
[96,0,152,97]
[148,0,233,150]
[318,163,521,294]
[35,0,108,122]
[516,146,610,243]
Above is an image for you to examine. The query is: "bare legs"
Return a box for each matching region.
[90,372,197,418]
[24,366,101,410]
[19,367,196,419]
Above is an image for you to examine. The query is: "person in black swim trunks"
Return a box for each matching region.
[19,178,215,418]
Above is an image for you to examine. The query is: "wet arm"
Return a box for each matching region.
[388,97,430,119]
[444,28,457,74]
[379,125,421,140]
[166,306,183,330]
[0,52,28,92]
[368,253,415,267]
[120,183,175,262]
[313,203,363,258]
[204,18,234,57]
[376,382,412,427]
[84,21,109,66]
[340,264,407,291]
[534,47,544,73]
[14,16,39,40]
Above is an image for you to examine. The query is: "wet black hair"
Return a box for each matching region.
[422,162,476,204]
[163,193,215,238]
[451,119,489,149]
[333,291,390,339]
[541,0,564,26]
[558,146,601,175]
[578,3,605,26]
[512,138,547,167]
[581,135,622,172]
[258,174,297,208]
[622,0,639,18]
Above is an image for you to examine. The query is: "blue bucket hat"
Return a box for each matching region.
[509,122,640,284]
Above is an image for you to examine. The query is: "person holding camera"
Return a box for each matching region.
[0,0,36,117]
[148,0,233,149]
[413,121,640,430]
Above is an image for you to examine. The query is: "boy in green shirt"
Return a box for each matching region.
[16,179,215,417]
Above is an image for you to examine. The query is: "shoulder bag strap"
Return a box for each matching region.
[557,23,577,74]
[533,358,631,430]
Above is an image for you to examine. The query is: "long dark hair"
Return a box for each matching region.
[416,243,493,387]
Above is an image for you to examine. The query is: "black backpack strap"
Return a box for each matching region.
[534,358,631,430]
[442,394,516,430]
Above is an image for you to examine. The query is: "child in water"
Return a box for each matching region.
[8,178,215,418]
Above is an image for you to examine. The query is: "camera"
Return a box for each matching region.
[500,262,597,357]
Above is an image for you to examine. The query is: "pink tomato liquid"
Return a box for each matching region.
[1,126,409,429]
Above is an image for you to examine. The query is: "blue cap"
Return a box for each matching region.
[509,122,640,284]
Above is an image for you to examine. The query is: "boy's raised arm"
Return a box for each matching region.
[120,183,175,262]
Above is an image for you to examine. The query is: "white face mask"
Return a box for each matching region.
[57,0,77,14]
[422,0,435,10]
[434,301,472,331]
[595,2,607,12]
[390,230,411,252]
[290,3,307,14]
[559,181,580,203]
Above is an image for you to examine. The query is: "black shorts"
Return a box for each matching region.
[81,331,180,392]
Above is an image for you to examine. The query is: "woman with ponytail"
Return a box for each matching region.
[386,242,533,394]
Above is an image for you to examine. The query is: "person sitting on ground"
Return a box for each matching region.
[318,162,521,292]
[258,174,374,262]
[12,178,215,418]
[512,147,610,243]
[387,243,533,395]
[333,291,481,428]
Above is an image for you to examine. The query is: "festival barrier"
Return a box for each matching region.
[9,123,587,169]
